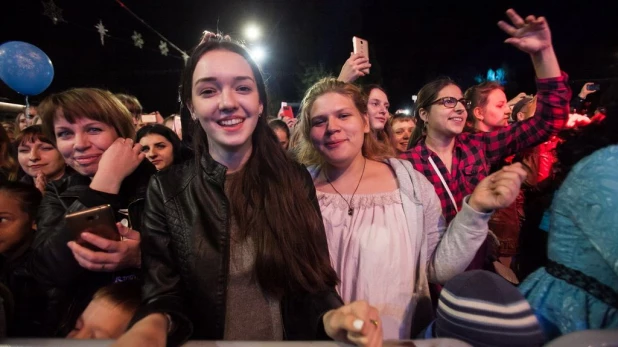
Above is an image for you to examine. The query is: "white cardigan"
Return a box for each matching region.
[310,158,491,335]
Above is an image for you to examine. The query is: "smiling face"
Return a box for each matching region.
[309,92,370,167]
[53,114,119,177]
[366,88,390,131]
[474,89,511,131]
[389,118,415,153]
[139,133,174,170]
[421,84,467,138]
[190,49,264,158]
[17,139,65,179]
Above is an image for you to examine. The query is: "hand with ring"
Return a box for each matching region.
[322,300,383,347]
[67,222,141,272]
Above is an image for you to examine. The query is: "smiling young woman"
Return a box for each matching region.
[403,9,571,271]
[117,33,382,347]
[294,77,527,339]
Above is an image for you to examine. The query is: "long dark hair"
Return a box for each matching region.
[135,124,192,165]
[408,78,457,148]
[179,34,338,297]
[0,125,18,181]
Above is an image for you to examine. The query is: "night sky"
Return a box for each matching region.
[2,0,617,117]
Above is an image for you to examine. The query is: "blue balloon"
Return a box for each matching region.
[0,41,54,96]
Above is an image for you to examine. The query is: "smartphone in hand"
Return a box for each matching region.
[353,36,370,74]
[280,102,294,119]
[141,113,157,124]
[65,204,119,251]
[586,83,601,91]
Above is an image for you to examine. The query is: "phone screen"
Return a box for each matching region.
[141,114,157,123]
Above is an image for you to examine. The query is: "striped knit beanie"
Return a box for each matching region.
[433,270,545,347]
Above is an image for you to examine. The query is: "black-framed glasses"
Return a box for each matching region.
[430,97,471,109]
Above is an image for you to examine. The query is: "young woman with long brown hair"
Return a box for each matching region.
[117,33,382,347]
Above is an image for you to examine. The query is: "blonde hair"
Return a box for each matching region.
[38,88,135,143]
[294,78,394,167]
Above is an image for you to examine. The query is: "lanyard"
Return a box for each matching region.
[428,156,459,211]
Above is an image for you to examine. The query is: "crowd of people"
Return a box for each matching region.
[0,8,616,347]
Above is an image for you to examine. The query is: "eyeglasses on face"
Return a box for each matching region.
[430,97,471,109]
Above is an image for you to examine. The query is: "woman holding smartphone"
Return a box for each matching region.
[116,33,382,347]
[30,88,155,335]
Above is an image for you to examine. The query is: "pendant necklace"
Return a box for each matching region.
[324,158,366,216]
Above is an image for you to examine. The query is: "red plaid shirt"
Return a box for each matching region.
[401,72,571,223]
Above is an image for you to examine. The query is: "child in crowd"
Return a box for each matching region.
[68,280,141,339]
[0,181,54,337]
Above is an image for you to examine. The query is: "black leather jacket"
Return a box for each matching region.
[29,160,155,335]
[132,155,343,346]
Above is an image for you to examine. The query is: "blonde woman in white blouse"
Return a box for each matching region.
[294,78,527,339]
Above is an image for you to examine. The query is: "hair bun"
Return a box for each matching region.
[199,31,232,44]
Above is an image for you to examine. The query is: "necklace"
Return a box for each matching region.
[324,158,367,216]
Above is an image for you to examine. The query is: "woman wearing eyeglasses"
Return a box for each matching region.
[403,9,571,270]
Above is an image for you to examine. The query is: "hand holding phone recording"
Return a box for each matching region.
[352,36,370,74]
[337,53,372,83]
[67,221,142,272]
[586,83,600,92]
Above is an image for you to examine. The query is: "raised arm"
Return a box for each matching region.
[483,9,571,164]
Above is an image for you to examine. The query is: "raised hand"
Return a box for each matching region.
[507,92,529,107]
[90,137,145,194]
[468,163,527,213]
[35,172,48,195]
[338,53,372,83]
[498,9,552,55]
[579,82,598,99]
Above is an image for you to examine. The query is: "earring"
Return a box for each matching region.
[191,113,197,121]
